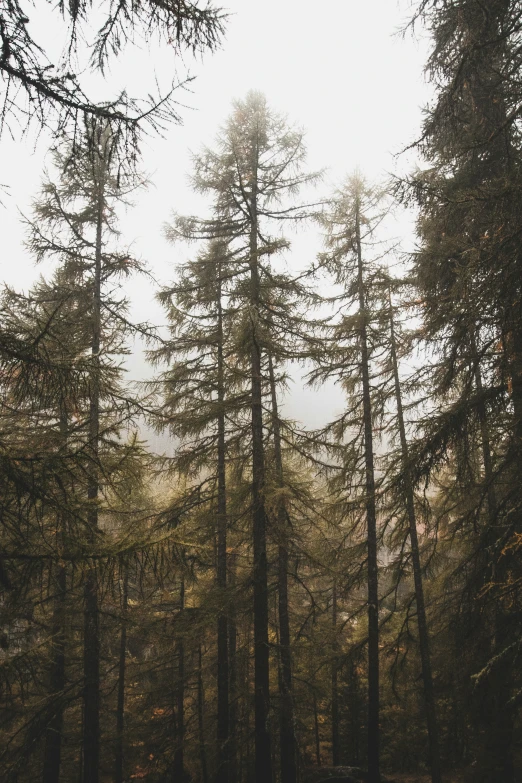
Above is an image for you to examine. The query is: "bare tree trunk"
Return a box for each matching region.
[474,347,514,783]
[115,563,128,783]
[388,289,442,783]
[198,644,209,783]
[83,140,106,783]
[267,354,297,783]
[42,561,67,783]
[248,151,273,783]
[331,581,340,767]
[43,410,69,783]
[313,691,321,766]
[216,263,230,783]
[354,200,379,783]
[229,553,238,783]
[173,578,186,781]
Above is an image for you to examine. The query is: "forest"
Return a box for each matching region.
[0,1,521,783]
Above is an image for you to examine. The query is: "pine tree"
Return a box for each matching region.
[21,120,149,783]
[311,174,391,783]
[167,90,319,783]
[402,2,522,777]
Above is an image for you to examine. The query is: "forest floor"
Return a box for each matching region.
[391,775,465,783]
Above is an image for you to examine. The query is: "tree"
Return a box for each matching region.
[0,0,225,147]
[22,121,149,783]
[152,236,248,783]
[165,90,319,783]
[311,174,389,783]
[401,1,522,777]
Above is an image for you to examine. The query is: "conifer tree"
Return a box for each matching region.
[402,2,522,777]
[311,174,390,783]
[152,237,247,783]
[166,91,319,783]
[21,121,149,783]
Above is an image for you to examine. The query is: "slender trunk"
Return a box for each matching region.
[42,561,67,783]
[198,645,209,783]
[216,264,230,783]
[267,354,297,783]
[83,145,105,783]
[331,581,340,767]
[115,563,128,783]
[354,201,379,783]
[474,347,514,782]
[248,151,273,783]
[43,410,68,783]
[229,553,238,783]
[388,290,442,783]
[173,578,185,781]
[313,691,321,766]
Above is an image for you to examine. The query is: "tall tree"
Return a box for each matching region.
[311,174,389,783]
[402,2,522,777]
[168,91,318,783]
[23,121,148,783]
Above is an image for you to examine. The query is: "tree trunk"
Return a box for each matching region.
[198,644,209,783]
[83,140,105,783]
[228,553,238,783]
[42,561,67,783]
[313,691,321,766]
[115,562,128,783]
[331,581,340,767]
[248,151,273,783]
[173,578,186,781]
[267,354,297,783]
[354,200,379,783]
[216,263,230,783]
[474,349,514,782]
[388,289,442,783]
[43,410,68,783]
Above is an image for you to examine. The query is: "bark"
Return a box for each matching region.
[83,144,105,783]
[354,200,379,783]
[388,290,442,783]
[42,561,67,783]
[216,263,230,783]
[43,411,68,783]
[313,691,321,766]
[474,349,514,782]
[173,578,186,781]
[248,145,273,783]
[115,563,129,783]
[197,645,209,783]
[267,354,297,783]
[331,581,340,767]
[228,553,238,783]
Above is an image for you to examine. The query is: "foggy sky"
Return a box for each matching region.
[0,0,432,447]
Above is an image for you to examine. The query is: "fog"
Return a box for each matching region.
[1,0,431,444]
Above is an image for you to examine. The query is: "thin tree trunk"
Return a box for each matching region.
[267,354,297,783]
[248,149,273,783]
[474,346,514,783]
[228,553,238,783]
[198,645,209,783]
[388,289,442,783]
[331,580,340,767]
[354,200,379,783]
[83,139,106,783]
[216,262,230,783]
[313,691,321,766]
[115,562,129,783]
[43,410,68,783]
[173,578,185,781]
[42,561,67,783]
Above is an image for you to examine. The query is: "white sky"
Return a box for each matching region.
[0,0,432,440]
